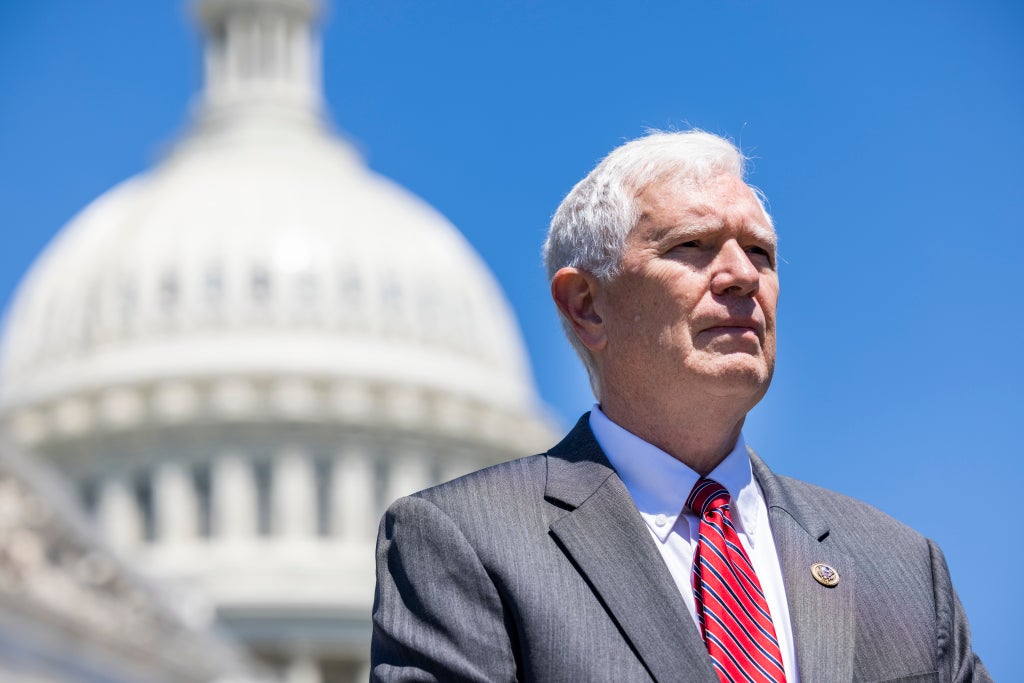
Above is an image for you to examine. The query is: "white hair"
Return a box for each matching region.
[542,129,769,392]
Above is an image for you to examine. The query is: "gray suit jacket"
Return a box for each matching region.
[372,416,990,682]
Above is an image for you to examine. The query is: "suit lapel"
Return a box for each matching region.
[545,417,717,683]
[750,451,856,682]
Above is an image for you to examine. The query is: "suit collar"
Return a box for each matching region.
[591,406,764,544]
[544,415,717,683]
[749,448,857,681]
[749,448,830,541]
[545,417,859,681]
[543,413,618,508]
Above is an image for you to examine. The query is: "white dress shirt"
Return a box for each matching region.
[590,405,800,682]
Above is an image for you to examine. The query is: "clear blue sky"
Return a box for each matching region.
[1,1,1021,677]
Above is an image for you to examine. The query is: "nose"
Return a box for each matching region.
[709,240,760,297]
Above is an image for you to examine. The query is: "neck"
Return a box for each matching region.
[598,388,752,476]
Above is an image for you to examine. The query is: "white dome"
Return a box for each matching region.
[0,122,538,420]
[0,3,556,675]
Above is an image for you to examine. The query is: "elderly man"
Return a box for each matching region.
[371,131,990,682]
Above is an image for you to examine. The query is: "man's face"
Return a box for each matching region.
[595,172,779,406]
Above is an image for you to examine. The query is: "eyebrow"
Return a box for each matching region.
[644,221,777,249]
[748,224,778,249]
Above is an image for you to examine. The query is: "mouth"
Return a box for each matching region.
[703,326,759,338]
[698,320,763,343]
[701,319,761,333]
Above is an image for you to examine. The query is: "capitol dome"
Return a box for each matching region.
[0,11,540,438]
[1,131,537,419]
[0,0,555,680]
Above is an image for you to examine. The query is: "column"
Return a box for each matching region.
[153,461,198,543]
[284,655,322,683]
[331,444,374,541]
[385,447,431,511]
[212,451,257,540]
[273,447,316,538]
[97,475,141,552]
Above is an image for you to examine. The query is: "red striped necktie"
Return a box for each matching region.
[687,478,786,683]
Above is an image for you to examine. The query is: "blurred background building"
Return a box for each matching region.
[0,435,266,683]
[0,0,556,681]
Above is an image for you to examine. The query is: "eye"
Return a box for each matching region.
[745,245,776,267]
[664,239,701,256]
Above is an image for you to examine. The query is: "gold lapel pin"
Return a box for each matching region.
[810,562,840,587]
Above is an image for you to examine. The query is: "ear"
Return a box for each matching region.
[551,267,607,352]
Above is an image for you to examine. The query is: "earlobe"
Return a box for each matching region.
[550,267,607,351]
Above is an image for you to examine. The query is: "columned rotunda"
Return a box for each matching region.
[0,0,556,681]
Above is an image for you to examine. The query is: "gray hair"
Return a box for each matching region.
[542,129,766,392]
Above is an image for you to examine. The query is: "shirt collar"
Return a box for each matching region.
[589,404,761,543]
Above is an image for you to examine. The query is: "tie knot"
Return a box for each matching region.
[687,478,730,518]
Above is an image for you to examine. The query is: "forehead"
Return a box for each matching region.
[633,173,775,243]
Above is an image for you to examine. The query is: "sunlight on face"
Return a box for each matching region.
[597,173,779,405]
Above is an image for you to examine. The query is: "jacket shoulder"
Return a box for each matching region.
[772,473,930,552]
[395,453,550,523]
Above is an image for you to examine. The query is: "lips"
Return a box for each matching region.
[700,318,762,334]
[697,318,764,341]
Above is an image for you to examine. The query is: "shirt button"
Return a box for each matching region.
[655,514,668,527]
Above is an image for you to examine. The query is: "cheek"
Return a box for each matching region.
[610,272,703,338]
[647,296,697,338]
[759,282,780,322]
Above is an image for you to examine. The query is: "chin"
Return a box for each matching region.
[694,356,774,398]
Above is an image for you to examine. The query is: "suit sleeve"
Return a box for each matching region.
[929,539,992,683]
[371,494,518,683]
